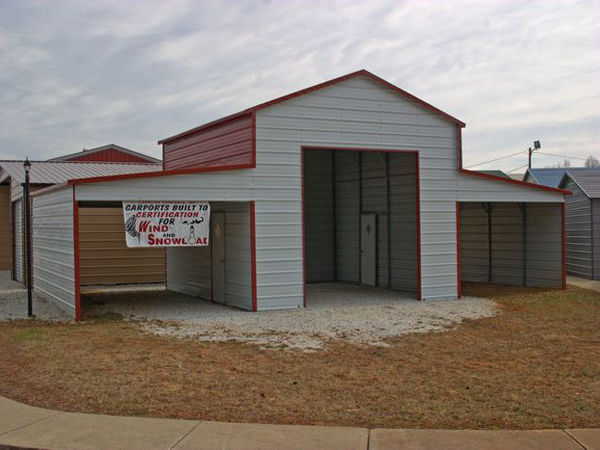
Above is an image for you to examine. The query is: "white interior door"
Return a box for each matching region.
[360,214,377,286]
[211,212,225,304]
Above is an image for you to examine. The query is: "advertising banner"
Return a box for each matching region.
[122,201,210,247]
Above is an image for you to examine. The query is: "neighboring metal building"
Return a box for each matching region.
[0,160,163,283]
[523,167,595,187]
[559,169,600,280]
[48,144,161,164]
[29,70,570,320]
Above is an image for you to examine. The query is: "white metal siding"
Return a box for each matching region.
[563,178,593,279]
[32,187,76,317]
[457,173,565,202]
[257,75,459,301]
[166,202,252,310]
[166,246,211,299]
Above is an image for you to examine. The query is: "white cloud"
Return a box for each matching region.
[0,0,598,170]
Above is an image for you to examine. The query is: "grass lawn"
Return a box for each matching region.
[0,283,599,430]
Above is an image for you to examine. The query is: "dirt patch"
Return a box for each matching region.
[0,284,599,430]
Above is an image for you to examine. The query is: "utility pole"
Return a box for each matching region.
[528,140,541,169]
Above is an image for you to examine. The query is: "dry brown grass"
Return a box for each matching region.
[0,284,599,429]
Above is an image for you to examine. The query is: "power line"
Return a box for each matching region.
[535,151,588,161]
[465,151,525,169]
[507,163,529,174]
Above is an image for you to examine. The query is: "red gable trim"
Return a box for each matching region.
[458,168,571,195]
[158,69,465,145]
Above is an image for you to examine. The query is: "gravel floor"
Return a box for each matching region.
[0,271,71,321]
[86,283,498,350]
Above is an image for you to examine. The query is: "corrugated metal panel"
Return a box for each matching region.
[167,246,211,299]
[304,150,335,282]
[593,199,600,280]
[0,160,161,187]
[565,169,600,199]
[32,187,76,317]
[457,172,565,202]
[13,199,23,282]
[0,186,10,270]
[563,178,593,279]
[459,202,562,288]
[78,207,165,285]
[491,203,524,286]
[334,150,360,283]
[218,202,252,310]
[526,203,563,287]
[459,203,488,283]
[389,153,418,291]
[66,148,155,164]
[163,114,253,171]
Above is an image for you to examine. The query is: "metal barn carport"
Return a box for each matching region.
[457,170,569,292]
[30,170,256,321]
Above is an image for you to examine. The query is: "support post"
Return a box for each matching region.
[386,152,391,289]
[23,159,33,317]
[331,150,337,282]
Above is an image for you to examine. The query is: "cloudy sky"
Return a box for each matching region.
[1,0,599,173]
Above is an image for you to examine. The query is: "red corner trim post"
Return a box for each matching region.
[562,202,566,290]
[458,168,572,195]
[301,149,307,308]
[251,111,257,168]
[250,201,258,312]
[456,202,461,299]
[73,189,81,321]
[457,126,463,169]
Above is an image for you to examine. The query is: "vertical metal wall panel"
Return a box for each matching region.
[563,178,593,279]
[166,246,211,299]
[217,202,253,310]
[304,150,335,282]
[361,152,389,287]
[0,186,10,270]
[65,148,155,164]
[459,203,488,282]
[78,207,166,285]
[593,199,600,280]
[32,187,76,317]
[334,150,360,283]
[490,203,524,286]
[525,203,563,287]
[13,199,23,282]
[388,153,418,292]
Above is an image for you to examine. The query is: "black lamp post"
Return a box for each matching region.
[23,157,33,317]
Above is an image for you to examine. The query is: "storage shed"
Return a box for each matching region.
[29,70,570,320]
[559,169,600,280]
[0,160,163,284]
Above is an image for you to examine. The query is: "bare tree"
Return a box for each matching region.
[585,155,599,168]
[553,159,571,168]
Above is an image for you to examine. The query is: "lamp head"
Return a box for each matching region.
[23,157,31,174]
[533,140,541,149]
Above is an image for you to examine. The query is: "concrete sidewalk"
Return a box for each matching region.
[1,396,598,450]
[568,276,600,293]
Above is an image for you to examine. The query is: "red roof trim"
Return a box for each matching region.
[65,162,254,186]
[458,168,571,195]
[158,69,465,144]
